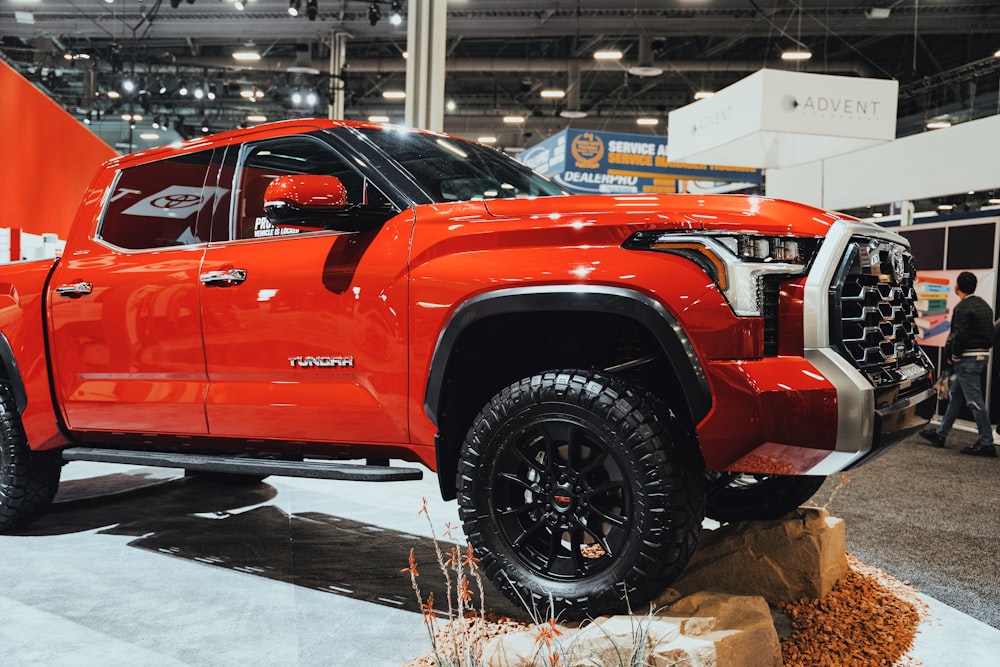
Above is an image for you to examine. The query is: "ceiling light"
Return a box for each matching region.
[594,50,623,61]
[781,49,812,61]
[193,87,205,99]
[865,8,891,19]
[872,212,883,218]
[306,0,317,21]
[306,92,318,106]
[937,204,954,211]
[382,90,406,100]
[636,117,659,126]
[247,114,267,123]
[178,83,189,96]
[503,115,525,124]
[628,34,663,77]
[540,89,565,99]
[926,120,952,129]
[140,132,159,141]
[446,99,457,112]
[368,115,390,123]
[389,0,402,25]
[106,90,121,99]
[234,0,245,10]
[288,0,300,16]
[694,90,714,100]
[233,50,261,61]
[478,136,498,144]
[368,1,380,26]
[988,198,1000,205]
[560,109,588,119]
[995,49,1000,58]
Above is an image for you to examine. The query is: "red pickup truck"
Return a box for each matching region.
[0,119,934,618]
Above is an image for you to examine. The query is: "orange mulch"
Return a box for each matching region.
[779,554,928,667]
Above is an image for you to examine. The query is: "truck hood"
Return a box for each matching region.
[482,193,854,238]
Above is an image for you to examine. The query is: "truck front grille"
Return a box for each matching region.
[829,236,927,387]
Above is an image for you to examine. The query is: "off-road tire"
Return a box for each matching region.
[705,473,826,523]
[457,369,704,620]
[0,384,62,531]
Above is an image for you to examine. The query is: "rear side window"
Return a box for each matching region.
[99,149,223,250]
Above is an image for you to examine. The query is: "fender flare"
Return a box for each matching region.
[423,284,711,427]
[0,333,28,413]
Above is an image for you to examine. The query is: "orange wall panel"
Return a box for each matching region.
[0,59,116,239]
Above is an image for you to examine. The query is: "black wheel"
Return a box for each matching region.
[0,384,62,531]
[457,369,704,620]
[184,470,268,485]
[705,473,826,523]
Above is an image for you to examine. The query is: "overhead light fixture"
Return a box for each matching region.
[306,0,317,21]
[937,204,955,211]
[865,7,891,19]
[540,89,565,99]
[140,132,160,141]
[382,90,406,100]
[234,0,245,10]
[478,136,498,144]
[446,99,457,112]
[247,114,268,123]
[503,115,526,124]
[368,115,390,123]
[994,49,1000,58]
[781,48,812,61]
[988,198,1000,205]
[872,212,884,218]
[560,109,588,119]
[636,117,659,126]
[694,90,714,100]
[389,0,403,26]
[232,50,261,61]
[926,120,952,129]
[288,0,300,15]
[368,1,380,26]
[628,35,663,77]
[594,50,623,61]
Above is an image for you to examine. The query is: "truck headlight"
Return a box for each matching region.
[623,231,822,316]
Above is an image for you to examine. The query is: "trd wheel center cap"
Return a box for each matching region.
[550,482,575,513]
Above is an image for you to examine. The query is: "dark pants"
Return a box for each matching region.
[937,355,993,447]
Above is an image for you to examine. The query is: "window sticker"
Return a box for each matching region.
[121,185,228,219]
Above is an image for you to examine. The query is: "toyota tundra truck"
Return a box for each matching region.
[0,119,935,618]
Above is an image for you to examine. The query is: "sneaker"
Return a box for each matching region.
[960,445,997,457]
[918,428,946,448]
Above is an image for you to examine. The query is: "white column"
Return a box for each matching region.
[404,0,447,131]
[328,32,350,120]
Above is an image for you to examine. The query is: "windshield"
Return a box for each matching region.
[352,126,568,204]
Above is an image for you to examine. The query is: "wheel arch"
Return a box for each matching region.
[0,332,28,414]
[424,285,710,500]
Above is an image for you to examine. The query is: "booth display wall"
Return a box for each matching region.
[896,217,1000,422]
[0,58,115,240]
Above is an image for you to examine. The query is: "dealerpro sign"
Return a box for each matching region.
[519,129,761,195]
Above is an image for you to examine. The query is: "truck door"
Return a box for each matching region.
[48,146,228,435]
[200,133,410,444]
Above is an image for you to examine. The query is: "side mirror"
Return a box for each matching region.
[263,174,349,228]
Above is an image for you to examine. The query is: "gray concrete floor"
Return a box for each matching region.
[0,428,998,666]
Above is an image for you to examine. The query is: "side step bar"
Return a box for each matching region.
[61,447,423,482]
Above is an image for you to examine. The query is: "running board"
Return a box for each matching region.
[61,447,423,482]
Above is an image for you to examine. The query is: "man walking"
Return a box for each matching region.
[920,271,996,456]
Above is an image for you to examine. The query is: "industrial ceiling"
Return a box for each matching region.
[2,0,999,151]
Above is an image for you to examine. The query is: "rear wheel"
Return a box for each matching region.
[0,384,62,531]
[705,473,826,523]
[457,369,704,620]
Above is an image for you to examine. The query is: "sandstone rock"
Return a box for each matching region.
[478,593,780,667]
[656,507,847,606]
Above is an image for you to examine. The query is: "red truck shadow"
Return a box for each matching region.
[14,474,527,620]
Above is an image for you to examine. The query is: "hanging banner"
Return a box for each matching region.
[519,129,761,195]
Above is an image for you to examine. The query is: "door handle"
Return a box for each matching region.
[55,281,93,298]
[199,268,247,286]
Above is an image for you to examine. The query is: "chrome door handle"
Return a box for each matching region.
[55,282,93,297]
[199,268,247,286]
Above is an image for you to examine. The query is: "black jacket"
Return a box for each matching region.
[945,294,994,359]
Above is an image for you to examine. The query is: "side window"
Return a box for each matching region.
[99,149,222,250]
[234,135,391,240]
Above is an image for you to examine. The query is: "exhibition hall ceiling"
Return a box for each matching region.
[1,0,999,146]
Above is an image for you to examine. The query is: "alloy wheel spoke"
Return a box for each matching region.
[511,515,548,548]
[584,504,628,528]
[499,471,537,493]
